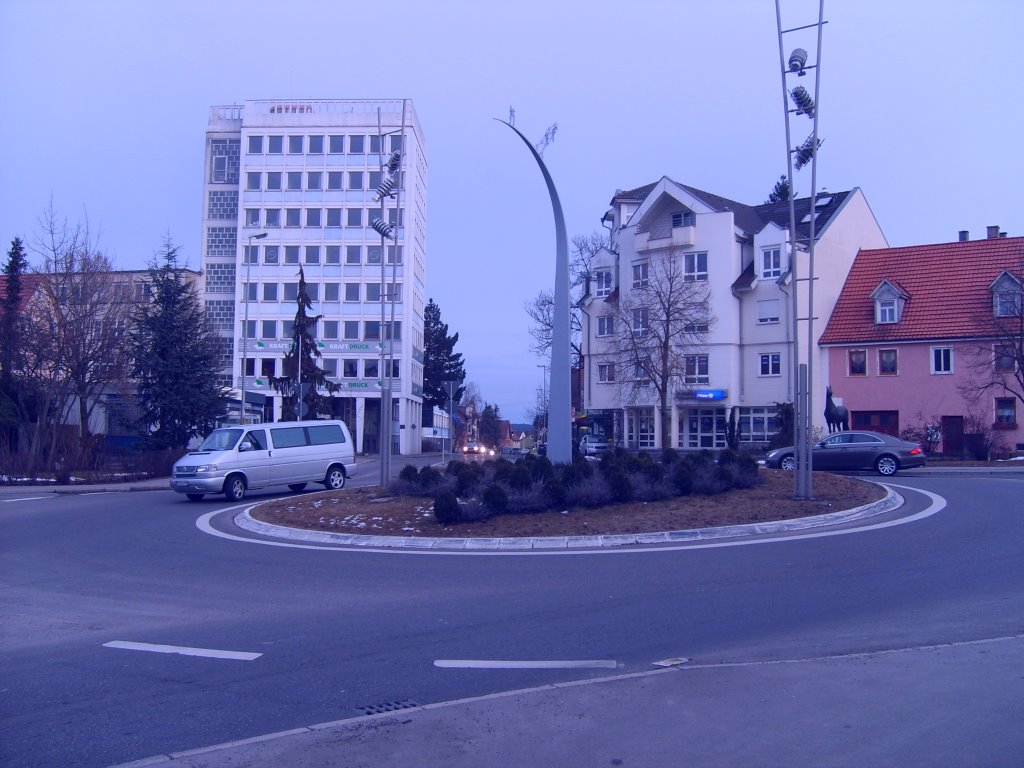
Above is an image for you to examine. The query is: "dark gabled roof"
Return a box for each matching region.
[820,236,1024,345]
[611,180,852,242]
[731,261,757,293]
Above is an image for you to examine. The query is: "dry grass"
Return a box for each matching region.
[250,468,887,538]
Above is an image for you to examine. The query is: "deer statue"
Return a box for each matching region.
[825,386,849,434]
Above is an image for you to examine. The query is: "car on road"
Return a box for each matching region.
[579,434,610,456]
[764,430,926,476]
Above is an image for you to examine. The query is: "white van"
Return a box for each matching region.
[170,420,357,502]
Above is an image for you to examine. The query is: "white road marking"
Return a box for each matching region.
[103,641,261,661]
[1,496,50,502]
[434,659,619,669]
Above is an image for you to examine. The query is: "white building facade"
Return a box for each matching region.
[580,178,886,451]
[201,99,428,455]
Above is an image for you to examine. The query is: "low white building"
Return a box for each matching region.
[200,99,428,455]
[579,178,886,450]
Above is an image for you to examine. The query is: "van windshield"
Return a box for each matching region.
[198,429,243,451]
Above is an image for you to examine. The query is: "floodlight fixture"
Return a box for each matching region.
[372,176,397,202]
[793,134,821,170]
[386,150,402,173]
[790,85,815,117]
[371,216,396,240]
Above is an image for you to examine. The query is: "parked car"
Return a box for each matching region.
[579,434,610,456]
[764,430,926,476]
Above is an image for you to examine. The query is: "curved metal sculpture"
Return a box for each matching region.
[497,119,571,464]
[825,386,849,433]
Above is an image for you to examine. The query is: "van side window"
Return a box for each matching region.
[245,429,267,450]
[307,424,346,445]
[270,427,308,448]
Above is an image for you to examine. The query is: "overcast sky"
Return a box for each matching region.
[2,0,1021,423]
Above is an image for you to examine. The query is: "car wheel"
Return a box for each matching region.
[288,483,308,492]
[186,493,204,502]
[780,454,797,471]
[875,455,899,476]
[324,465,346,490]
[224,475,246,502]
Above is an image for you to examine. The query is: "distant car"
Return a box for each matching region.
[579,434,610,456]
[499,446,528,458]
[764,430,926,476]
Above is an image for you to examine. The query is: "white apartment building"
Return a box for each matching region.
[580,177,886,450]
[201,99,428,455]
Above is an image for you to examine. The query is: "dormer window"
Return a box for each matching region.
[671,211,695,228]
[870,280,908,325]
[594,269,613,297]
[990,271,1022,317]
[761,248,782,279]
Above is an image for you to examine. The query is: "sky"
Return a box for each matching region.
[2,0,1021,423]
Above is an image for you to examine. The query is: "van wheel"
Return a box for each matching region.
[288,483,308,492]
[324,465,346,490]
[186,494,204,502]
[224,475,246,502]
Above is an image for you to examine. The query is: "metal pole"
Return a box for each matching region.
[386,100,407,478]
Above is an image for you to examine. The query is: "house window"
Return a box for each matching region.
[848,349,867,376]
[879,348,898,375]
[877,299,897,324]
[308,135,324,154]
[684,321,710,333]
[288,135,304,154]
[597,316,614,336]
[995,291,1022,318]
[247,135,263,154]
[266,172,282,191]
[671,211,694,227]
[245,172,261,191]
[759,353,781,376]
[931,347,953,374]
[631,309,648,336]
[761,248,782,279]
[594,269,613,297]
[995,398,1017,426]
[684,251,708,281]
[598,362,615,383]
[994,344,1016,373]
[757,299,780,324]
[632,262,649,288]
[684,354,709,384]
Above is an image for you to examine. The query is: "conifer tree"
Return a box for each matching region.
[125,237,227,448]
[0,237,30,451]
[422,298,465,422]
[271,267,339,420]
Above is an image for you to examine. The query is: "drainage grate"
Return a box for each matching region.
[356,699,420,716]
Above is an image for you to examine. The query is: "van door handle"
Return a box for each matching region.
[268,450,273,457]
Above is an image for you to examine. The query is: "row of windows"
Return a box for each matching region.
[243,243,402,266]
[243,356,400,380]
[242,281,402,303]
[242,319,401,342]
[244,170,403,192]
[847,345,1018,377]
[596,353,783,384]
[243,207,404,229]
[593,252,710,298]
[247,134,403,156]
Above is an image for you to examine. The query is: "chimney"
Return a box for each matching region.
[987,225,1001,239]
[958,230,969,242]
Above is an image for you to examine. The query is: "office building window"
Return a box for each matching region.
[366,245,381,263]
[262,283,278,301]
[364,321,381,340]
[345,283,360,302]
[308,135,324,154]
[324,283,340,302]
[347,208,363,227]
[366,283,382,302]
[267,135,283,154]
[328,135,345,154]
[322,320,339,338]
[364,359,379,379]
[307,171,322,191]
[284,245,299,264]
[348,171,363,190]
[287,171,302,191]
[264,245,279,264]
[247,135,263,154]
[266,172,281,191]
[245,172,261,191]
[346,246,362,264]
[285,208,300,227]
[265,209,280,228]
[342,359,358,377]
[326,208,343,227]
[288,135,304,154]
[245,209,260,227]
[343,321,359,340]
[326,245,341,264]
[261,320,276,339]
[283,282,298,302]
[349,135,365,153]
[304,245,320,264]
[327,171,343,190]
[305,208,321,227]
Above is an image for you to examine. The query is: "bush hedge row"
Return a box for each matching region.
[390,448,762,526]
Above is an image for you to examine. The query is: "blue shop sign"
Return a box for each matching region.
[694,389,727,401]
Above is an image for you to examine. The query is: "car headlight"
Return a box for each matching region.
[194,464,219,473]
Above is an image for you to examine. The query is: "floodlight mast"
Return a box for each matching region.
[241,231,267,424]
[776,0,826,499]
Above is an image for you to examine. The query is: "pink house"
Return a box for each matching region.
[819,230,1023,457]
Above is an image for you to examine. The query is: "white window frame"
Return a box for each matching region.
[757,299,780,325]
[760,248,782,279]
[876,299,897,324]
[597,316,614,337]
[598,362,615,383]
[684,251,708,282]
[631,309,648,336]
[759,353,781,377]
[594,269,613,297]
[684,354,709,385]
[632,261,649,288]
[930,346,953,374]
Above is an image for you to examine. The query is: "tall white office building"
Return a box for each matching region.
[201,99,427,455]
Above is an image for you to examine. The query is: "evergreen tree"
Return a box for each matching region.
[271,267,339,420]
[124,237,228,449]
[478,402,503,447]
[422,298,465,422]
[765,175,792,204]
[1,238,30,451]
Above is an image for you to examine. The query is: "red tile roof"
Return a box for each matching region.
[0,274,46,314]
[820,236,1024,344]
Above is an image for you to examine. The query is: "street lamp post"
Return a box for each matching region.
[537,364,548,443]
[241,231,267,424]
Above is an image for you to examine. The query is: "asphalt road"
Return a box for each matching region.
[1,473,1023,767]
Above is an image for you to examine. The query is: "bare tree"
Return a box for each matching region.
[31,203,132,445]
[524,232,607,366]
[958,263,1024,423]
[602,247,713,448]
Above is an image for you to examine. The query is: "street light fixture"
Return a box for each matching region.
[241,231,267,424]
